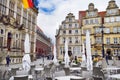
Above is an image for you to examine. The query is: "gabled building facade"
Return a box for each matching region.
[79,0,120,57]
[56,13,81,60]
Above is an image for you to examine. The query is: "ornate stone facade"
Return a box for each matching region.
[0,0,38,64]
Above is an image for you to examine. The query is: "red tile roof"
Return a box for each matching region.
[79,11,86,17]
[98,11,106,18]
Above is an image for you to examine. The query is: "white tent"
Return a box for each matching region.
[22,33,31,72]
[82,43,86,62]
[86,31,93,71]
[64,40,70,66]
[53,45,57,64]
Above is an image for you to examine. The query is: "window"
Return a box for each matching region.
[73,46,80,55]
[75,37,78,43]
[105,28,110,33]
[1,29,3,34]
[63,30,66,34]
[16,14,21,23]
[108,10,112,14]
[23,9,27,18]
[85,20,89,24]
[95,37,102,43]
[63,37,65,43]
[105,18,109,23]
[113,27,117,33]
[16,40,18,48]
[108,9,117,15]
[95,19,98,24]
[106,38,110,44]
[9,1,15,17]
[63,24,66,28]
[90,19,93,24]
[69,18,72,22]
[0,0,7,15]
[88,12,95,17]
[17,7,21,23]
[28,21,31,30]
[0,37,3,50]
[119,38,120,44]
[23,18,26,27]
[114,49,118,54]
[116,16,120,22]
[75,30,78,34]
[111,17,115,22]
[95,28,101,33]
[60,47,62,55]
[69,37,72,43]
[69,30,72,34]
[32,16,36,24]
[114,37,118,44]
[69,24,72,27]
[75,24,77,27]
[118,27,120,33]
[0,3,7,15]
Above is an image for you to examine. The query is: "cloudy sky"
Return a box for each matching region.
[36,0,120,43]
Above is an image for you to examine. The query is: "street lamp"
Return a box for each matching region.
[99,24,105,58]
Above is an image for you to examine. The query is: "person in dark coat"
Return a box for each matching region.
[105,53,109,65]
[6,55,11,67]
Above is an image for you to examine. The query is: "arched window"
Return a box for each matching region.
[1,29,4,34]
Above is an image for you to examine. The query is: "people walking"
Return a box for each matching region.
[6,55,11,67]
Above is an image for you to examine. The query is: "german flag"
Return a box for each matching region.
[22,0,34,9]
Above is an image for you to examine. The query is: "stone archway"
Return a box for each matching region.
[106,48,111,55]
[106,48,112,60]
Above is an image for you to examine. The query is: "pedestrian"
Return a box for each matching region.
[6,55,11,67]
[105,53,109,65]
[75,56,78,64]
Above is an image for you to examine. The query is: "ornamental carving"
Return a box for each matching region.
[0,15,24,30]
[9,17,15,26]
[0,15,9,25]
[107,0,118,9]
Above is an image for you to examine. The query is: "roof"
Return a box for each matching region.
[36,26,43,33]
[79,11,107,18]
[98,11,106,18]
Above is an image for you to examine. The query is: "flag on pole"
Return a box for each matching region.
[22,0,34,9]
[32,0,39,8]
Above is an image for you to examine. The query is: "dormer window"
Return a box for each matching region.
[88,12,95,17]
[69,18,72,22]
[107,9,118,15]
[106,0,119,16]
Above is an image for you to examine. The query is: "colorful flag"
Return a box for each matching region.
[22,0,34,9]
[33,0,39,8]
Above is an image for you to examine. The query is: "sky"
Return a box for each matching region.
[36,0,120,43]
